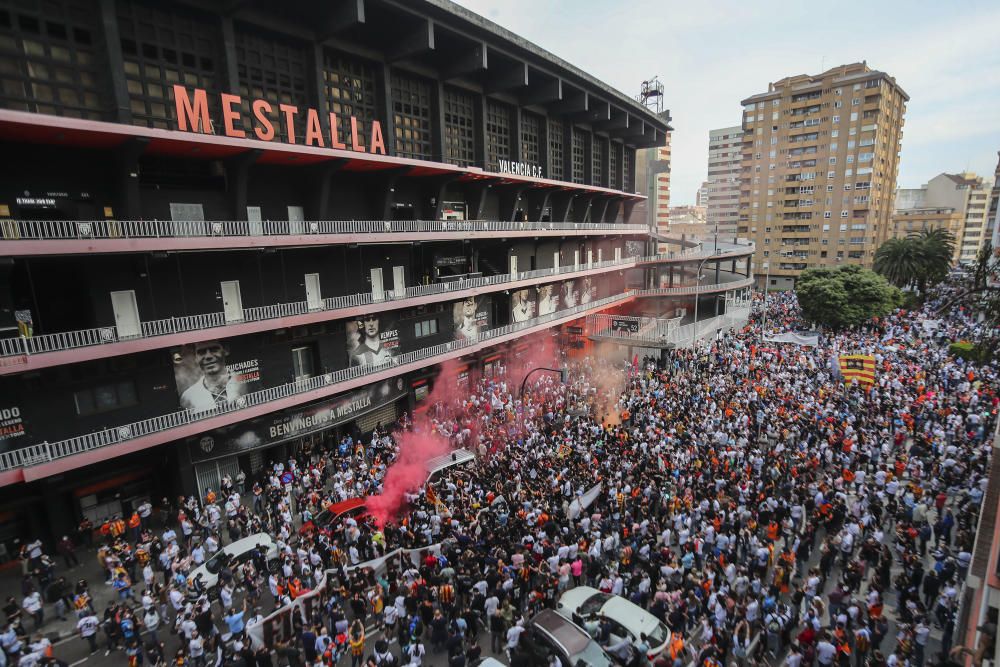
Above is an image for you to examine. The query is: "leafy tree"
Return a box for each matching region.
[873,228,955,295]
[936,241,1000,356]
[795,264,902,329]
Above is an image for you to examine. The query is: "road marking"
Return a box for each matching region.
[70,658,88,666]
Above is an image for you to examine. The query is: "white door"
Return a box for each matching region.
[221,281,244,322]
[597,249,603,263]
[574,250,580,268]
[587,250,594,266]
[392,266,405,299]
[553,251,560,269]
[195,458,241,502]
[370,268,385,302]
[509,255,518,275]
[305,273,322,310]
[288,205,305,235]
[247,206,263,236]
[110,290,141,339]
[614,247,622,261]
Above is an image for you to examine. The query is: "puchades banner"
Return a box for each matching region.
[171,339,261,413]
[245,542,443,650]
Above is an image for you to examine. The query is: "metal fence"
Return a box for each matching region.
[0,218,649,241]
[0,292,631,472]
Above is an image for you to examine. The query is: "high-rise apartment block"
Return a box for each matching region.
[894,172,994,263]
[696,181,710,208]
[707,127,744,237]
[986,152,1000,251]
[738,63,907,289]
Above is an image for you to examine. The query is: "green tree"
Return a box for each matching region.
[795,264,902,329]
[873,229,955,295]
[935,241,1000,356]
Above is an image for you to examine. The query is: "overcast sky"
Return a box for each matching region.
[453,0,1000,205]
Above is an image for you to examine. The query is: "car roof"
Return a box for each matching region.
[222,532,273,556]
[324,497,367,515]
[600,596,662,636]
[558,586,602,611]
[426,448,475,476]
[531,610,591,656]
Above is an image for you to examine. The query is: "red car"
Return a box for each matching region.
[299,497,368,536]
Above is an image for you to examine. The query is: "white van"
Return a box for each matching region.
[188,533,279,592]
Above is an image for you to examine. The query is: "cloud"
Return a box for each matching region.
[452,0,1000,200]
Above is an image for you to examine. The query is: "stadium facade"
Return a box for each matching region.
[0,0,753,544]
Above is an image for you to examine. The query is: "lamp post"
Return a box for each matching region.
[690,255,713,347]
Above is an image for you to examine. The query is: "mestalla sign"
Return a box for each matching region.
[172,85,387,155]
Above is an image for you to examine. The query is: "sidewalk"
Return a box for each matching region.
[0,548,118,645]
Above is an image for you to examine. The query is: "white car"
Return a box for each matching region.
[188,533,279,592]
[556,586,671,662]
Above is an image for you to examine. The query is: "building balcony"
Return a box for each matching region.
[0,272,755,483]
[0,219,650,256]
[0,241,756,373]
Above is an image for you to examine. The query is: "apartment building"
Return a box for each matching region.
[696,181,710,208]
[738,63,907,290]
[895,172,994,263]
[889,208,965,263]
[707,126,744,238]
[0,0,754,544]
[666,205,708,241]
[990,152,1000,250]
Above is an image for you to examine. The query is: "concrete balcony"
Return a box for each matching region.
[0,219,650,256]
[0,242,754,374]
[0,292,635,484]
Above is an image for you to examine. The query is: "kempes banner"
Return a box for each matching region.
[171,339,261,413]
[510,288,536,323]
[189,378,407,462]
[452,295,491,341]
[346,313,400,367]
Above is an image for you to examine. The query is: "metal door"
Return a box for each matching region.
[195,458,242,501]
[305,273,322,310]
[110,290,141,339]
[392,266,405,299]
[221,281,244,322]
[247,206,263,236]
[509,255,517,275]
[370,268,384,302]
[288,205,305,235]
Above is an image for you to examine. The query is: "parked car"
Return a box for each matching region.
[188,533,279,593]
[556,586,671,662]
[298,497,368,537]
[511,609,615,667]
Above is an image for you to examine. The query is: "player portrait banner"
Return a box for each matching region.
[838,353,876,386]
[537,283,559,316]
[171,339,261,413]
[452,295,492,341]
[510,288,536,323]
[346,313,400,367]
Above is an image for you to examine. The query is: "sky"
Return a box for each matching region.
[452,0,1000,205]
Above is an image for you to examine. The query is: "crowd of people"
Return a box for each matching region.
[2,278,996,667]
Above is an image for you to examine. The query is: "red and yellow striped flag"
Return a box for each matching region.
[838,353,876,386]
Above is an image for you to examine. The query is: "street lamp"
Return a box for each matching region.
[690,255,713,347]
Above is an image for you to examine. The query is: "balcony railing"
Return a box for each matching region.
[0,218,647,242]
[634,276,755,296]
[0,242,755,363]
[0,292,632,473]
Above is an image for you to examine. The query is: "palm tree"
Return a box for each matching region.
[874,228,956,297]
[874,237,922,289]
[911,228,955,291]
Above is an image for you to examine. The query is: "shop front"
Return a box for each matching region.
[184,377,409,498]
